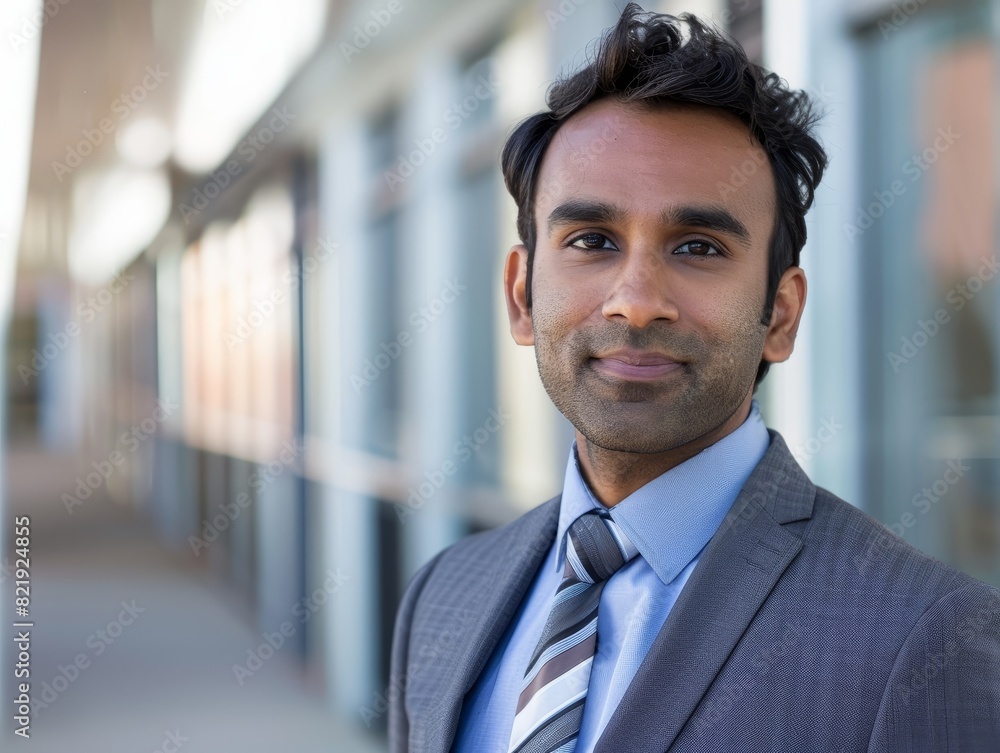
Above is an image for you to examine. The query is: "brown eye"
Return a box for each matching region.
[674,240,721,257]
[570,232,614,251]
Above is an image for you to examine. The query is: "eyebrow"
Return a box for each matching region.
[546,199,628,234]
[664,206,751,245]
[545,199,751,245]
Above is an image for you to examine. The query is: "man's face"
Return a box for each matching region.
[504,98,799,455]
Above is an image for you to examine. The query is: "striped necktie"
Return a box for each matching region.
[507,510,639,753]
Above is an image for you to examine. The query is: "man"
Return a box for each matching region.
[389,6,1000,752]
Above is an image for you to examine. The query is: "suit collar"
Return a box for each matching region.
[594,429,815,752]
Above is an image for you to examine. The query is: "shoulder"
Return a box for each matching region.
[770,480,1000,740]
[804,484,990,601]
[830,484,1000,746]
[745,429,988,604]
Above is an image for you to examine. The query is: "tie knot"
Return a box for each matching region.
[564,511,639,585]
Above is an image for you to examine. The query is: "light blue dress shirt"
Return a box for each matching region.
[452,399,771,753]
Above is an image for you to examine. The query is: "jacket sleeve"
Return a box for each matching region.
[388,551,445,753]
[868,581,1000,752]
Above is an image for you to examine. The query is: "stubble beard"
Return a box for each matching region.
[532,314,768,455]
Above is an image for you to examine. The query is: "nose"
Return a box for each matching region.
[601,249,679,329]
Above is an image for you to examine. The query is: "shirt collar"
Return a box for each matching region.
[555,398,771,586]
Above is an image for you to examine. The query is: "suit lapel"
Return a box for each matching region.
[415,495,561,753]
[594,431,815,753]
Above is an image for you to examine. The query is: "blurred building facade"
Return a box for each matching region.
[5,0,1000,747]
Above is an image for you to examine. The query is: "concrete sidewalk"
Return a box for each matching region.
[4,447,388,753]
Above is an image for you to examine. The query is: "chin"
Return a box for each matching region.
[576,418,694,455]
[585,435,687,455]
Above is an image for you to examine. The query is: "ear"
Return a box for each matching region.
[762,265,806,363]
[504,244,534,346]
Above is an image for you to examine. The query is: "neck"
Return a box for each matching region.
[575,397,753,507]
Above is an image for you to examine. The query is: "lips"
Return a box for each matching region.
[589,350,683,380]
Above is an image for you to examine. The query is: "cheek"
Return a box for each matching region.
[531,270,604,333]
[531,296,574,345]
[681,289,765,346]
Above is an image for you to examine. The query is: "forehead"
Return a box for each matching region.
[535,98,775,231]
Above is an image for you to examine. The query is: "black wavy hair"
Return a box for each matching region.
[499,3,828,387]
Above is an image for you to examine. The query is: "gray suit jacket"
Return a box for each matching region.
[389,430,1000,752]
